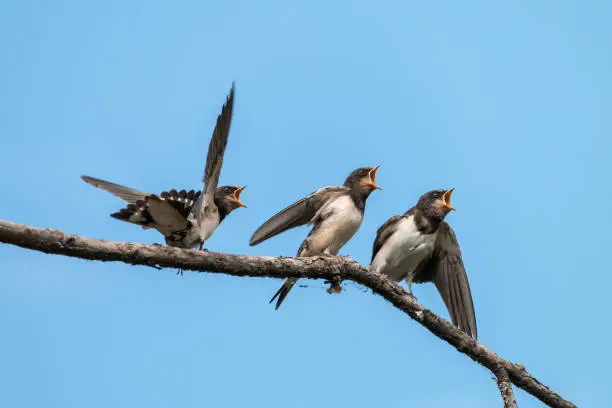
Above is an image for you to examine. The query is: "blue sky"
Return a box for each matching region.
[1,1,609,406]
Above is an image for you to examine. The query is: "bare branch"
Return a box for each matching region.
[495,365,518,408]
[0,219,576,408]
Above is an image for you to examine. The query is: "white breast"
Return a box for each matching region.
[197,207,221,244]
[370,216,437,282]
[306,195,363,256]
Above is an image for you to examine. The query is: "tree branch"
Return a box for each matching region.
[0,219,576,408]
[495,365,518,408]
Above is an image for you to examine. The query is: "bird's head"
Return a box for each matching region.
[344,165,381,198]
[417,188,455,220]
[215,185,247,214]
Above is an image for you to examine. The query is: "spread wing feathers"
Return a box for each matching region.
[249,186,348,246]
[81,175,150,204]
[417,222,477,340]
[111,189,200,235]
[192,83,235,219]
[145,196,190,234]
[159,189,201,219]
[371,215,404,263]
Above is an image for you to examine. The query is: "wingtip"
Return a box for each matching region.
[461,311,478,341]
[221,83,235,110]
[249,231,263,246]
[81,175,96,185]
[460,325,477,341]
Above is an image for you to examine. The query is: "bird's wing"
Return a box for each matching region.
[145,195,190,234]
[370,215,403,263]
[249,186,348,246]
[416,222,477,339]
[191,84,235,220]
[81,175,150,204]
[159,189,201,220]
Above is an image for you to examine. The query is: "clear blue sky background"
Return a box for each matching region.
[1,1,609,407]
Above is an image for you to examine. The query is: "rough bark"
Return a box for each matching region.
[495,365,518,408]
[0,219,576,408]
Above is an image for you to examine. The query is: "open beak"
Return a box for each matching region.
[368,165,382,190]
[232,186,247,208]
[443,188,455,211]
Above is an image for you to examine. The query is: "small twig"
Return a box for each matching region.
[495,365,518,408]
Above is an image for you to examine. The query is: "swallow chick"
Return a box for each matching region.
[250,166,381,309]
[82,84,245,274]
[370,189,477,339]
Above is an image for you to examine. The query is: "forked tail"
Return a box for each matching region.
[269,278,298,310]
